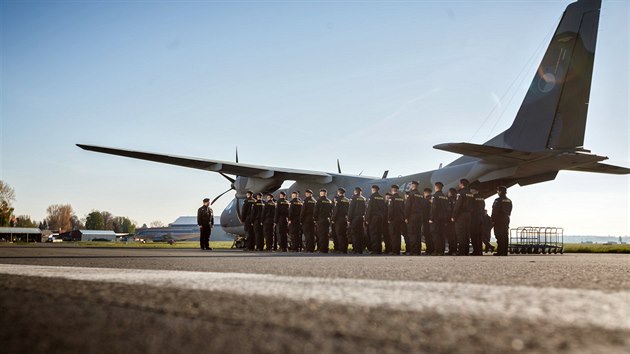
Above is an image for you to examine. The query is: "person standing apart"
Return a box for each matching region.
[197,198,214,251]
[492,186,513,256]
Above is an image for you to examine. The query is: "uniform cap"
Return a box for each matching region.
[337,187,346,194]
[411,181,420,185]
[246,191,254,195]
[470,183,480,191]
[390,184,399,190]
[371,185,380,190]
[460,178,470,186]
[354,187,362,192]
[423,188,432,193]
[434,181,444,187]
[385,192,392,196]
[320,188,327,193]
[497,185,507,194]
[203,198,210,203]
[305,189,313,194]
[255,192,263,197]
[279,191,286,196]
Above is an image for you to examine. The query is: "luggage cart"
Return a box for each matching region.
[509,226,563,254]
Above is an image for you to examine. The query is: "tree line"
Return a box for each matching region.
[1,180,143,234]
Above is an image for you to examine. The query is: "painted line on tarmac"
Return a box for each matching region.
[1,264,628,331]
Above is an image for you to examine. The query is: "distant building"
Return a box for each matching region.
[59,230,117,242]
[135,216,232,241]
[0,227,42,242]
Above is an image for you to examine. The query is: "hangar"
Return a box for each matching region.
[0,227,42,242]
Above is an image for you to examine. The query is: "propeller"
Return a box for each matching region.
[211,187,235,205]
[211,146,240,205]
[337,158,342,174]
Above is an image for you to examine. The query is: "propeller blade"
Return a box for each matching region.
[211,187,235,205]
[219,172,235,184]
[337,158,342,174]
[235,146,239,163]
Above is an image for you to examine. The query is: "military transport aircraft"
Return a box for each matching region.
[78,0,628,236]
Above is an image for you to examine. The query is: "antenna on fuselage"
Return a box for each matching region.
[337,158,342,174]
[382,170,389,179]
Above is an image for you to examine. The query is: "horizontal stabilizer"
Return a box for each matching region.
[433,143,549,162]
[566,162,630,175]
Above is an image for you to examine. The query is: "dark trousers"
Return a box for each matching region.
[277,219,288,251]
[470,219,483,255]
[407,214,422,255]
[263,221,274,251]
[422,220,432,254]
[424,221,433,253]
[254,222,264,251]
[495,220,510,256]
[245,221,255,250]
[199,226,211,250]
[289,220,302,251]
[368,215,384,254]
[389,219,403,254]
[330,224,337,251]
[334,220,348,253]
[431,221,446,255]
[402,227,410,254]
[302,219,316,252]
[316,218,330,253]
[382,220,391,253]
[455,212,471,256]
[446,221,457,254]
[349,217,365,254]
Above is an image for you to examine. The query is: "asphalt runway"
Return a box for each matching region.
[1,247,629,354]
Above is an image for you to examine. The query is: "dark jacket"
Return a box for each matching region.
[421,195,431,221]
[252,199,265,224]
[472,195,486,224]
[262,199,276,223]
[332,195,350,222]
[300,196,316,223]
[348,194,367,220]
[404,189,423,219]
[241,196,256,223]
[289,198,303,222]
[366,192,386,222]
[314,196,334,220]
[197,205,214,228]
[430,191,450,222]
[491,195,513,224]
[453,187,474,219]
[274,198,290,223]
[388,192,405,222]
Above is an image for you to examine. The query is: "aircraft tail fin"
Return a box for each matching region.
[500,0,601,152]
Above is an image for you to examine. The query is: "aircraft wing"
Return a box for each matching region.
[76,144,338,183]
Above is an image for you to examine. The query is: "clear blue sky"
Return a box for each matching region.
[1,0,627,235]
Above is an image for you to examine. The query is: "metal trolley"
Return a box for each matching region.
[509,226,564,254]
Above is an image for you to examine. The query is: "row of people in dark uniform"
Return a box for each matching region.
[238,179,513,256]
